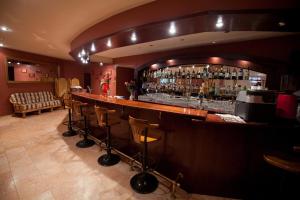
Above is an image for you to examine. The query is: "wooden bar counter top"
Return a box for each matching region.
[72,92,299,199]
[72,92,208,119]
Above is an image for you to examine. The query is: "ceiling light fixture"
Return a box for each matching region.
[278,21,286,27]
[79,49,90,64]
[0,26,9,32]
[91,43,96,52]
[216,16,224,28]
[107,38,112,47]
[17,62,20,65]
[206,64,210,69]
[100,62,103,66]
[168,22,176,35]
[131,32,137,42]
[0,43,3,47]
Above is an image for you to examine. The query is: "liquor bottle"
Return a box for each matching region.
[244,68,249,80]
[208,68,213,79]
[177,68,181,78]
[218,68,224,79]
[186,69,190,79]
[231,68,237,80]
[225,67,230,79]
[192,69,196,79]
[197,69,202,79]
[182,68,186,79]
[213,68,219,79]
[238,68,243,80]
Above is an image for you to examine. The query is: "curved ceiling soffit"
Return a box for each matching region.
[69,9,300,62]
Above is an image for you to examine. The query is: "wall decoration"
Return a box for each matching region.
[28,73,35,78]
[21,68,27,73]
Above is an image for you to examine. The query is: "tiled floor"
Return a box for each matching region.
[0,109,234,200]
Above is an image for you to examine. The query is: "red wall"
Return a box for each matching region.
[0,48,89,116]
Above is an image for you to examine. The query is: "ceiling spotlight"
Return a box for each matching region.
[216,16,224,28]
[100,62,103,66]
[131,32,137,42]
[278,21,286,27]
[90,43,96,52]
[17,62,20,65]
[81,49,86,56]
[168,22,176,35]
[0,43,3,47]
[0,26,9,32]
[107,38,112,47]
[8,61,11,64]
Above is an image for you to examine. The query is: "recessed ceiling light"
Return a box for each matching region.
[168,22,176,35]
[216,16,224,28]
[131,32,137,42]
[8,61,11,64]
[17,62,20,65]
[81,49,86,56]
[278,21,286,27]
[99,62,103,66]
[1,26,9,32]
[107,38,112,47]
[0,43,3,47]
[90,43,96,52]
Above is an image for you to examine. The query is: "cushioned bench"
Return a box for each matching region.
[9,91,62,117]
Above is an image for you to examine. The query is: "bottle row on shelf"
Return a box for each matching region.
[142,65,250,81]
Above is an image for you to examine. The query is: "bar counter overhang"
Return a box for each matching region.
[72,92,299,198]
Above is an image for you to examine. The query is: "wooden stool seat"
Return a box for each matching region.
[264,151,300,174]
[139,135,159,143]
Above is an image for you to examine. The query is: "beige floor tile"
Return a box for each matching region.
[11,163,41,182]
[0,172,19,200]
[20,190,55,200]
[14,175,50,200]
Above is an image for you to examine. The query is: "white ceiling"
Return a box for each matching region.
[94,31,295,58]
[0,0,154,60]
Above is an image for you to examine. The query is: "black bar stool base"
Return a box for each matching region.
[98,153,120,166]
[62,130,77,137]
[76,139,95,148]
[130,172,158,194]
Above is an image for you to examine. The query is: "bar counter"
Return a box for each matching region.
[72,92,299,198]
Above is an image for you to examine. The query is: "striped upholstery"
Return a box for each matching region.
[10,91,61,113]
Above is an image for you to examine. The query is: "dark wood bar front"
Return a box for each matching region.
[72,92,299,198]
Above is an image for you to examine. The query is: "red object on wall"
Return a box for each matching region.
[276,94,297,119]
[101,83,109,95]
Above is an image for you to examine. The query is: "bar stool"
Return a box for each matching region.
[62,94,77,137]
[263,147,300,197]
[73,101,95,148]
[95,106,121,166]
[128,115,161,194]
